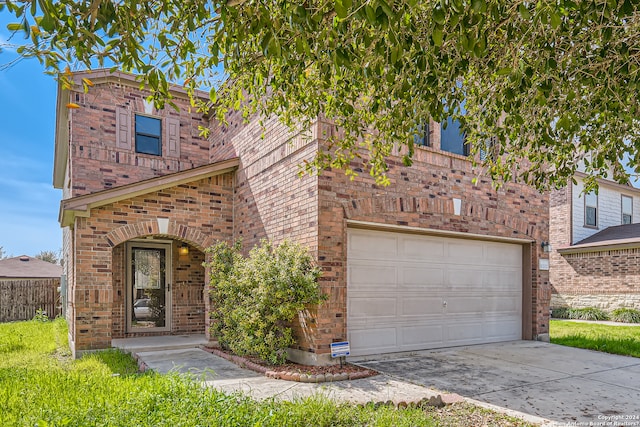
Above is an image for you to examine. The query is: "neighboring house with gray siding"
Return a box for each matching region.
[550,173,640,310]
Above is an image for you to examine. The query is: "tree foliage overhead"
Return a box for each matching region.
[4,0,640,190]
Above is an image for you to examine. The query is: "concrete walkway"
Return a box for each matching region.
[133,347,548,425]
[353,341,640,425]
[137,348,443,404]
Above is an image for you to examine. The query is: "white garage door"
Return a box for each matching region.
[347,228,522,357]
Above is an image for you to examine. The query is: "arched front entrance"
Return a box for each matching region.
[111,235,207,339]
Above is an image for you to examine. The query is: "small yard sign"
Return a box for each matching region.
[330,341,350,358]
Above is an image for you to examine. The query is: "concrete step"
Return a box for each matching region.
[112,334,208,354]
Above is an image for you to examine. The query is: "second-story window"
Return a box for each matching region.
[135,115,162,156]
[414,121,430,147]
[585,191,598,227]
[440,116,469,156]
[622,195,633,224]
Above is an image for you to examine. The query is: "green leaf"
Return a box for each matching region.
[550,12,561,29]
[433,8,445,25]
[334,0,348,19]
[6,23,22,31]
[518,4,531,20]
[496,67,511,76]
[432,27,443,47]
[364,5,376,25]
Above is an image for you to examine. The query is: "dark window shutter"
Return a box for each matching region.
[165,117,181,158]
[116,108,132,150]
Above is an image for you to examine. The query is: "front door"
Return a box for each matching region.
[126,242,172,332]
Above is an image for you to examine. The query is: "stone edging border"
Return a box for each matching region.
[201,345,376,383]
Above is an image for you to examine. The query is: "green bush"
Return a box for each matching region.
[550,307,571,319]
[206,239,325,365]
[610,308,640,323]
[568,307,609,321]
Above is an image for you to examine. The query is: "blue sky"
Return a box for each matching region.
[0,14,61,257]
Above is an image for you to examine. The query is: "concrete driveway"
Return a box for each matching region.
[353,341,640,424]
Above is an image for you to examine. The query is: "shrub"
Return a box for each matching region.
[32,308,49,322]
[568,307,609,321]
[610,308,640,323]
[206,239,325,365]
[550,307,571,319]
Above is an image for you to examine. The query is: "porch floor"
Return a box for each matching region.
[112,334,208,354]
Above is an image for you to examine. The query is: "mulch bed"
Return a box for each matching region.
[201,345,378,383]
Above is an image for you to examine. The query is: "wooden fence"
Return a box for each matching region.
[0,278,61,322]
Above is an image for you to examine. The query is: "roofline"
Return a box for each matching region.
[59,158,239,227]
[52,68,211,189]
[574,171,640,195]
[65,69,209,99]
[557,237,640,254]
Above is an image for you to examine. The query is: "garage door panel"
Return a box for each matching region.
[444,296,485,315]
[447,269,485,287]
[348,297,397,318]
[484,296,521,313]
[401,297,444,316]
[400,237,445,260]
[485,243,522,265]
[445,322,486,343]
[446,241,485,262]
[348,262,397,288]
[350,328,398,354]
[401,266,445,287]
[347,228,523,357]
[349,231,398,259]
[483,270,521,290]
[484,319,522,340]
[399,324,445,347]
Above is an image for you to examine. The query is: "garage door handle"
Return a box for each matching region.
[442,301,447,307]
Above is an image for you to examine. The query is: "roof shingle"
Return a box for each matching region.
[0,256,63,279]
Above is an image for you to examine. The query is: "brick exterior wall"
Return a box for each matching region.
[65,80,210,197]
[60,72,551,359]
[550,184,640,310]
[70,175,234,354]
[311,119,550,355]
[209,113,320,353]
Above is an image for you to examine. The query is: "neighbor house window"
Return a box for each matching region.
[622,195,633,224]
[135,115,162,156]
[585,191,598,227]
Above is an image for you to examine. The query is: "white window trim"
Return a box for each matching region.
[584,191,598,228]
[622,195,633,225]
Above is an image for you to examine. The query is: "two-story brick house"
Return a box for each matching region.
[55,70,550,363]
[550,173,640,311]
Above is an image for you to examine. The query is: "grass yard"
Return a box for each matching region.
[0,319,535,427]
[550,319,640,358]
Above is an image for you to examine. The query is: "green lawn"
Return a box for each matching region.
[0,318,532,427]
[550,319,640,357]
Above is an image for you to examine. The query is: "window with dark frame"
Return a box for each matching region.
[440,100,469,156]
[413,121,430,147]
[585,191,598,227]
[622,195,633,225]
[135,115,162,156]
[440,116,469,156]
